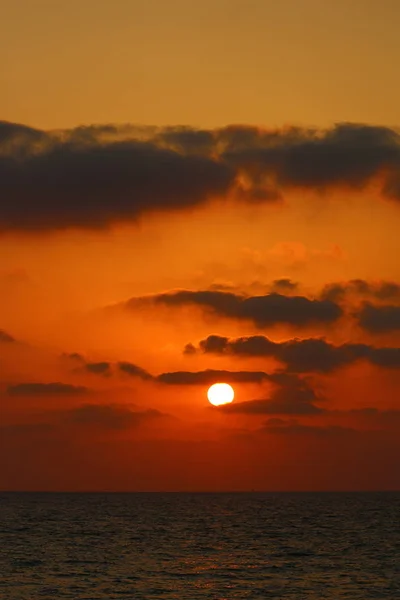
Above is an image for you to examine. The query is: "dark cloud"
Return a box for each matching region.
[157,369,270,385]
[128,289,342,327]
[64,354,154,380]
[163,122,400,195]
[117,362,153,380]
[224,398,322,415]
[221,122,400,195]
[366,347,400,368]
[0,121,46,156]
[183,343,197,355]
[270,278,298,293]
[2,121,400,231]
[220,377,323,415]
[0,329,15,343]
[197,334,275,356]
[321,279,400,303]
[7,382,89,396]
[358,303,400,333]
[65,404,164,430]
[84,362,111,376]
[190,335,400,371]
[0,124,233,232]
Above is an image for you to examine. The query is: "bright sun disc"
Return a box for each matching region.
[207,383,235,406]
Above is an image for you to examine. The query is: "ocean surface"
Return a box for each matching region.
[0,492,399,599]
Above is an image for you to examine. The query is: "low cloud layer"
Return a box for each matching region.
[187,335,400,371]
[7,382,89,396]
[220,375,323,415]
[2,121,400,231]
[157,369,270,385]
[321,279,400,303]
[0,122,232,232]
[127,289,342,327]
[64,354,154,380]
[65,404,164,430]
[358,304,400,333]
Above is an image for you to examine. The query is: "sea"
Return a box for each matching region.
[0,492,399,599]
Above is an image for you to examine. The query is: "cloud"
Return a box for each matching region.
[2,121,400,231]
[127,289,342,328]
[321,279,400,303]
[65,404,164,430]
[84,362,111,376]
[0,122,233,232]
[157,369,270,385]
[189,334,400,372]
[117,362,153,380]
[270,278,299,293]
[64,354,154,380]
[7,382,89,396]
[358,303,400,333]
[366,347,400,368]
[222,123,400,192]
[0,329,15,343]
[220,377,323,415]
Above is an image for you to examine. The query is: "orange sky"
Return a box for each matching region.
[1,1,400,491]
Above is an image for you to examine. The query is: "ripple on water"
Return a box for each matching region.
[0,492,399,599]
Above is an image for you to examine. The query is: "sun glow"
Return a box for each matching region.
[207,383,235,406]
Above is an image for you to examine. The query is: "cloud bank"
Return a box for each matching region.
[187,335,400,372]
[1,121,400,231]
[126,289,342,328]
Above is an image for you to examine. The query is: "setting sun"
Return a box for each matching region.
[207,383,235,406]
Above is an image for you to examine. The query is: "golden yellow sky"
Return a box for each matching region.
[2,0,400,129]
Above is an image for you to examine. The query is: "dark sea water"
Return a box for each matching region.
[0,492,399,599]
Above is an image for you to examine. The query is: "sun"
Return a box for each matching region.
[207,383,235,406]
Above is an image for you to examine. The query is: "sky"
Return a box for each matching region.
[1,0,400,491]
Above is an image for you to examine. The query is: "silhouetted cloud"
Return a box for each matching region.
[358,303,400,333]
[84,362,111,376]
[189,335,400,371]
[270,278,298,293]
[117,362,153,380]
[157,369,270,385]
[2,121,400,231]
[321,279,400,303]
[220,376,323,415]
[64,354,154,380]
[7,382,89,396]
[127,290,342,327]
[0,329,15,343]
[0,123,233,232]
[222,123,400,194]
[366,347,400,368]
[188,335,400,373]
[65,404,164,430]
